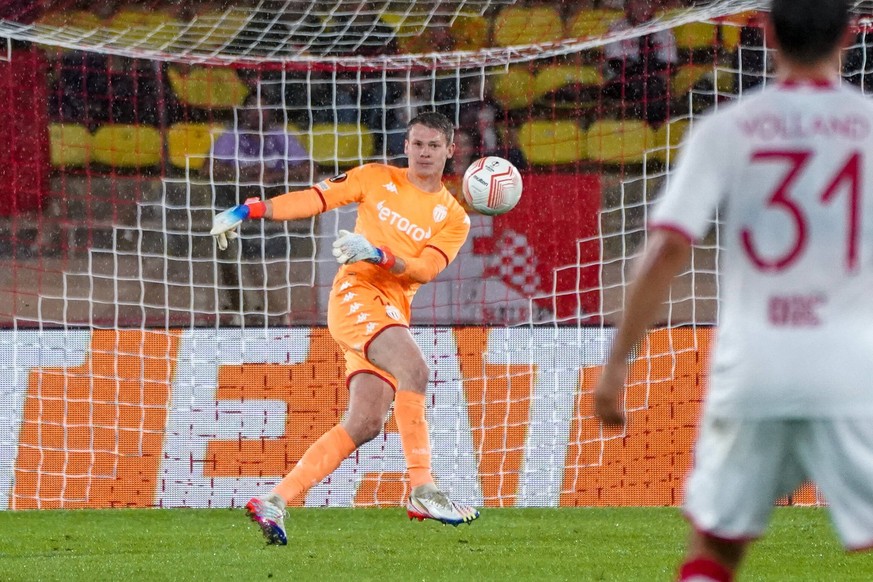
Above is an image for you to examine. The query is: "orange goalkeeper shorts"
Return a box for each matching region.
[326,268,412,391]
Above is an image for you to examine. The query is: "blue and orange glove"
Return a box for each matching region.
[210,197,267,250]
[331,230,395,269]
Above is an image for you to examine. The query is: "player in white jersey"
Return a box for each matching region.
[594,1,873,580]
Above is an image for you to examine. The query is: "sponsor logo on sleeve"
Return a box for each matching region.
[316,173,348,192]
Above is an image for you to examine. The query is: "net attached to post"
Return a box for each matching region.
[3,0,860,509]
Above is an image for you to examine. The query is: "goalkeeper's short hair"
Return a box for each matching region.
[406,111,455,146]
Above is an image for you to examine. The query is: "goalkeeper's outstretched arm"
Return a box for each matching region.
[260,188,328,221]
[210,187,330,250]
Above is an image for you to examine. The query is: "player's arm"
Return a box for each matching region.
[386,247,452,284]
[594,115,726,427]
[209,190,324,250]
[210,171,363,250]
[593,228,691,426]
[398,206,471,283]
[330,232,452,284]
[331,209,470,283]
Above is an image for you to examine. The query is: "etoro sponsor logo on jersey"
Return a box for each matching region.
[376,200,432,241]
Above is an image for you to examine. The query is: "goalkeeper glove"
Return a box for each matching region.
[331,230,395,269]
[210,197,267,251]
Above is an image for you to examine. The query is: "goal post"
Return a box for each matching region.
[0,0,832,509]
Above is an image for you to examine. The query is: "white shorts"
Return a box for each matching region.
[683,415,873,550]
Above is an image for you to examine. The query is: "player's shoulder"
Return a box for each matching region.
[349,162,409,184]
[726,82,873,121]
[440,188,471,227]
[703,91,760,123]
[688,89,771,139]
[833,82,873,109]
[747,81,870,108]
[346,162,390,178]
[441,185,468,213]
[676,104,738,149]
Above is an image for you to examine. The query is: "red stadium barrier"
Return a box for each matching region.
[0,47,50,215]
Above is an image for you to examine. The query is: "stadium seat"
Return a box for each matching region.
[106,8,184,50]
[167,123,222,171]
[184,8,250,53]
[586,119,656,166]
[449,15,489,51]
[379,11,427,35]
[492,6,563,47]
[37,10,103,30]
[516,120,587,166]
[720,24,742,53]
[565,9,623,40]
[719,11,761,51]
[167,66,249,109]
[36,10,103,55]
[652,118,690,165]
[491,68,536,111]
[91,124,163,168]
[672,64,735,98]
[379,11,427,53]
[673,21,718,53]
[49,123,92,167]
[533,64,603,106]
[303,123,375,167]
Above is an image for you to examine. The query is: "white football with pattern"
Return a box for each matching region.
[462,156,523,216]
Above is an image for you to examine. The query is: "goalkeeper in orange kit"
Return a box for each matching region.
[211,111,478,545]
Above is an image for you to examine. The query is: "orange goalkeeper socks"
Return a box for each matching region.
[394,390,434,488]
[272,424,356,505]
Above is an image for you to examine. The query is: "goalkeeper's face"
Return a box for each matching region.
[405,124,455,180]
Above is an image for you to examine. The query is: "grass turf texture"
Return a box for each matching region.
[1,507,872,581]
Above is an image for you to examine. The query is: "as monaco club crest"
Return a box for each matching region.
[433,205,447,222]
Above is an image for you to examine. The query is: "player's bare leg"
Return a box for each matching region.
[344,372,399,445]
[367,326,480,525]
[245,372,394,545]
[677,531,747,581]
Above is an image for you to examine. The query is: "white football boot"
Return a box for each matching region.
[245,493,287,545]
[406,483,480,526]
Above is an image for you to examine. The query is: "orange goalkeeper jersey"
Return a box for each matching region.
[272,163,470,302]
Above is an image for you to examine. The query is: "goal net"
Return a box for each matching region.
[0,0,847,509]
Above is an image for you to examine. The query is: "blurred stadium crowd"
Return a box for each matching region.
[7,0,789,175]
[1,0,871,261]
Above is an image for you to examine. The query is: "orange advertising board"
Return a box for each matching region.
[0,326,821,510]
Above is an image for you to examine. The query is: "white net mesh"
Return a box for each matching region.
[2,0,856,508]
[4,0,766,65]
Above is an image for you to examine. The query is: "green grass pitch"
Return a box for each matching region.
[2,507,872,581]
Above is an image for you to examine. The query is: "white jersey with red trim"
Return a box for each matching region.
[651,81,873,418]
